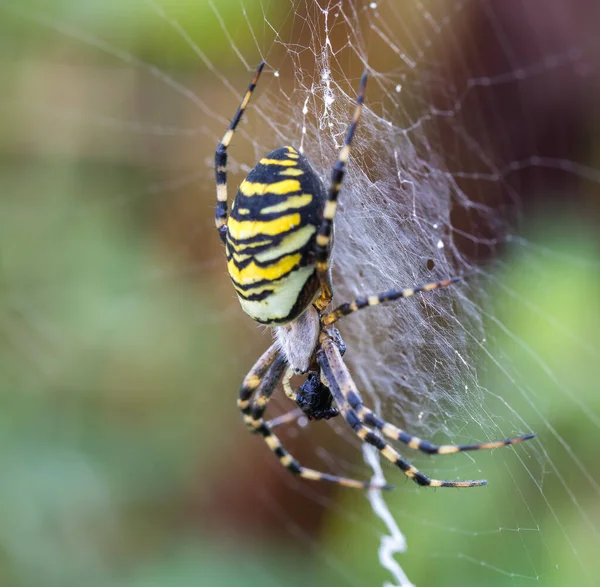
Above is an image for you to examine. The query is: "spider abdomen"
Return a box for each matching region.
[225,146,326,325]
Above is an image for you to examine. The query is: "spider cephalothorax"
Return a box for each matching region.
[215,62,534,490]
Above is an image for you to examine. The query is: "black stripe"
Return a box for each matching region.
[230,206,312,224]
[226,241,312,270]
[363,412,386,430]
[215,169,227,185]
[346,411,362,432]
[394,458,411,472]
[413,472,431,486]
[229,194,315,227]
[250,366,286,420]
[234,288,274,302]
[239,385,254,402]
[287,460,301,474]
[346,390,362,409]
[256,423,271,436]
[414,440,437,454]
[364,431,386,450]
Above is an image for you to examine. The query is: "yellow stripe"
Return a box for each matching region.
[261,194,313,214]
[240,90,252,110]
[228,253,301,284]
[221,129,234,147]
[231,252,252,262]
[382,423,399,439]
[437,446,460,455]
[239,179,301,196]
[279,168,304,176]
[244,374,261,389]
[299,470,321,481]
[227,237,272,252]
[280,454,294,466]
[265,435,280,450]
[254,224,315,263]
[381,446,398,462]
[260,158,297,166]
[316,234,328,247]
[339,145,350,163]
[323,200,337,219]
[227,213,301,240]
[408,437,422,450]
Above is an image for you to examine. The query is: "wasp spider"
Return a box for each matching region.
[215,62,534,490]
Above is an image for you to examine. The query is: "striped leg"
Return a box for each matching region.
[348,393,534,456]
[314,71,368,309]
[237,341,279,419]
[322,276,463,326]
[242,353,288,431]
[215,61,265,242]
[318,335,488,487]
[238,344,390,490]
[282,366,297,401]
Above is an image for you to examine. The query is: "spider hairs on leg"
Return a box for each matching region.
[214,62,534,490]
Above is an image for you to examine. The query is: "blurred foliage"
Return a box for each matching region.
[3,0,272,66]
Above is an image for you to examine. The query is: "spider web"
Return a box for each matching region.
[1,1,599,586]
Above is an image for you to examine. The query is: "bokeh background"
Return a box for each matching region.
[1,1,599,586]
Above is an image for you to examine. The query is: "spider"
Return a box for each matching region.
[214,62,534,490]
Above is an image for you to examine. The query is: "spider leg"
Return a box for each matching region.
[243,353,288,431]
[322,276,463,325]
[238,344,391,490]
[282,366,297,401]
[215,61,265,242]
[314,71,368,310]
[346,386,534,455]
[237,341,279,418]
[318,334,488,488]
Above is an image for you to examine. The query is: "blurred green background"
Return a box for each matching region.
[1,1,599,586]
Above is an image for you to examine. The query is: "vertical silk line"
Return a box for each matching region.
[363,444,415,587]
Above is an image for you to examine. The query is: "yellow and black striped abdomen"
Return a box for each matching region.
[225,146,326,325]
